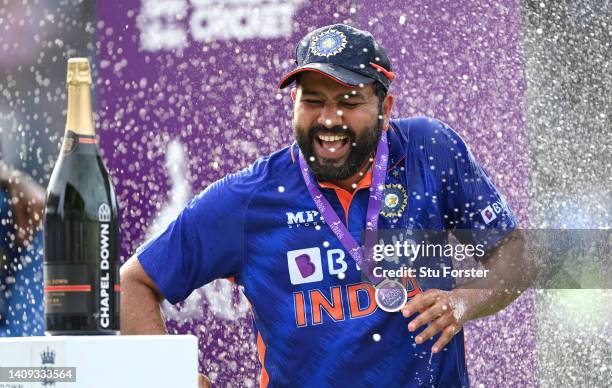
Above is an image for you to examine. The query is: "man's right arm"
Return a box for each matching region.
[120,170,252,387]
[119,255,168,335]
[120,256,213,388]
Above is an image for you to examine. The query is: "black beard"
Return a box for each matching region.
[294,119,383,181]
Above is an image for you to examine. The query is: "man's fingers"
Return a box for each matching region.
[407,301,444,332]
[413,313,454,345]
[401,290,438,318]
[406,293,450,331]
[432,323,459,353]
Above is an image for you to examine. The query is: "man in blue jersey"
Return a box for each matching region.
[121,24,530,387]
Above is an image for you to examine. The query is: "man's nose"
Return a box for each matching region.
[317,103,343,129]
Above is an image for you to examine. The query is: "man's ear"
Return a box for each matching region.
[382,94,394,129]
[291,87,297,102]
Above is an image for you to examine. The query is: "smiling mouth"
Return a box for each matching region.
[314,133,351,159]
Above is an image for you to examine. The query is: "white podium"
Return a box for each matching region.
[0,335,198,387]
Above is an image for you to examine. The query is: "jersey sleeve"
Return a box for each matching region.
[427,119,518,257]
[135,171,251,304]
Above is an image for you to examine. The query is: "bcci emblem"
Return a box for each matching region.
[310,29,347,57]
[381,184,407,218]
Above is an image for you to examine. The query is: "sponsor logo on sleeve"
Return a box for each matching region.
[480,205,496,224]
[480,200,507,224]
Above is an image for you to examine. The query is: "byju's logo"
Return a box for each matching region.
[481,205,496,224]
[480,200,505,224]
[286,210,323,228]
[287,248,323,285]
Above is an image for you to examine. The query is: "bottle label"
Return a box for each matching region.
[61,131,98,155]
[61,132,77,154]
[44,264,89,314]
[98,203,112,328]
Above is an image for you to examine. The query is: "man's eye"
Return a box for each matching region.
[304,100,323,105]
[341,102,361,108]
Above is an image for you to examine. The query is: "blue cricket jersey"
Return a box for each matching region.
[136,117,517,387]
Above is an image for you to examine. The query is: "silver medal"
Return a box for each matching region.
[374,279,407,312]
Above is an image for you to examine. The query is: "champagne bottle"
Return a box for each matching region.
[44,58,120,335]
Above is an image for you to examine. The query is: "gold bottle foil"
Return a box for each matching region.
[64,58,95,137]
[66,57,93,85]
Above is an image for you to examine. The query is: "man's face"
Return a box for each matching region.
[291,72,387,181]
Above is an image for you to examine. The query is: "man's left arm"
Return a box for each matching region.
[399,119,536,353]
[400,229,536,353]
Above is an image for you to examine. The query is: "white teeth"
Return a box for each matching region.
[318,134,347,142]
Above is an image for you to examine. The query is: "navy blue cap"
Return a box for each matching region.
[278,24,395,91]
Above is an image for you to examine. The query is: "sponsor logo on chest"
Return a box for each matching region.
[286,247,421,327]
[286,210,324,228]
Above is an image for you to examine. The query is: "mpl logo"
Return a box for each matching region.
[286,210,323,228]
[480,200,505,224]
[287,248,324,284]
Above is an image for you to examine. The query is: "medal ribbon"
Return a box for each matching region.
[298,130,389,284]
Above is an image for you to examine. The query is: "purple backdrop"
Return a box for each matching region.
[97,1,535,386]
